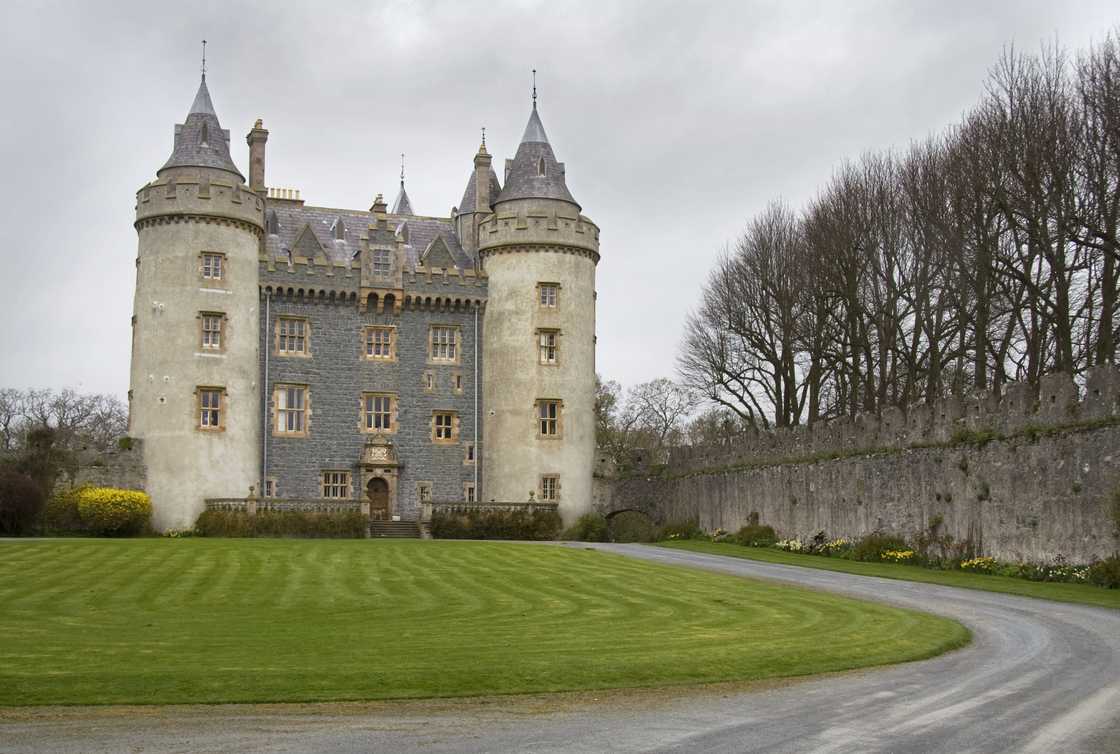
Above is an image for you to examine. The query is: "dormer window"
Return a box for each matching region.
[266,210,280,235]
[537,157,546,177]
[331,218,345,240]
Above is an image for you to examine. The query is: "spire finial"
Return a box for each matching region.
[481,126,486,148]
[531,68,537,109]
[400,152,405,184]
[201,40,207,81]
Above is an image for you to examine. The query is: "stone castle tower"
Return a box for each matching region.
[130,74,264,530]
[129,69,598,529]
[480,102,599,518]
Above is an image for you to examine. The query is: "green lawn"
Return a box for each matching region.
[660,541,1120,610]
[0,539,968,706]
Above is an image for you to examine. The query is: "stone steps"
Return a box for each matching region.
[369,520,421,539]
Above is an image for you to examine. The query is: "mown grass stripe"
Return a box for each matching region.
[0,539,968,706]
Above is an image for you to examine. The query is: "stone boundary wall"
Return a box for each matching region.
[598,367,1120,563]
[63,440,147,492]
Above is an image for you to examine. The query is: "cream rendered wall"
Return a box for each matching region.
[480,199,598,523]
[131,177,263,530]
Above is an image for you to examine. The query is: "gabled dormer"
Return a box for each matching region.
[421,235,457,270]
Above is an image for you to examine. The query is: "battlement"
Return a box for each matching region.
[478,202,599,260]
[666,366,1120,474]
[136,175,264,232]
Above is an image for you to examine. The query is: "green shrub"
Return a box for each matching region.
[77,487,151,536]
[0,471,44,536]
[735,523,777,547]
[431,509,562,541]
[607,511,658,543]
[1087,556,1120,589]
[194,510,368,538]
[560,512,609,542]
[657,519,704,541]
[44,485,89,534]
[850,532,911,562]
[202,510,366,538]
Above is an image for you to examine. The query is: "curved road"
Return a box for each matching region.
[2,543,1118,753]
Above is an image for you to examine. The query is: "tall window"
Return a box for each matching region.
[276,317,309,356]
[539,283,558,308]
[364,326,394,360]
[540,475,559,502]
[417,482,432,503]
[464,442,475,464]
[537,400,561,437]
[198,388,224,430]
[200,313,223,350]
[362,393,394,432]
[538,329,559,365]
[433,411,457,442]
[463,482,476,503]
[429,326,459,363]
[275,385,308,435]
[372,249,391,277]
[321,471,351,499]
[201,253,224,280]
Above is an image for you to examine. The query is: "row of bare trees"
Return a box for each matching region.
[681,35,1120,428]
[0,388,127,456]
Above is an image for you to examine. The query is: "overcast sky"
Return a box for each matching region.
[1,1,1117,399]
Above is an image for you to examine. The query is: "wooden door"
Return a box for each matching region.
[367,477,390,520]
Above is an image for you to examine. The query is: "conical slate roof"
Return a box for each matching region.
[159,76,244,180]
[390,182,414,215]
[458,166,502,213]
[494,105,579,209]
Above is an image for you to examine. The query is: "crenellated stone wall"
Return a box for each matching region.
[597,366,1120,563]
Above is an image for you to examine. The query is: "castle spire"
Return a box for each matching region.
[159,49,243,180]
[495,90,578,209]
[391,153,414,215]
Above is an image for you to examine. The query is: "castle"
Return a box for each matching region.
[129,70,600,531]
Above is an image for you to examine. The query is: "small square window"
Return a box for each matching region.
[433,411,456,442]
[201,253,224,280]
[364,326,395,360]
[321,471,351,499]
[276,317,310,356]
[538,283,559,308]
[417,482,433,503]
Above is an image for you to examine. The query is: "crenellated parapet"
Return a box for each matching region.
[478,201,599,262]
[666,366,1120,475]
[135,175,264,234]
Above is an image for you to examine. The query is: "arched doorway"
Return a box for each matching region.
[367,477,390,520]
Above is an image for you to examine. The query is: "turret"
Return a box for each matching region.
[456,132,502,259]
[480,90,599,523]
[130,69,264,530]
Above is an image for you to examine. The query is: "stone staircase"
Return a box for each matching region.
[368,520,422,539]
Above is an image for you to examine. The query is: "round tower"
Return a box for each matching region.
[130,73,264,530]
[480,100,600,522]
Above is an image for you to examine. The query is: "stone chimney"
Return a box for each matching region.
[246,119,269,193]
[474,143,492,214]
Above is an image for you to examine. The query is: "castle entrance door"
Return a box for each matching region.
[367,478,390,520]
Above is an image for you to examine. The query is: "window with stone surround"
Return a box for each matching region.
[538,282,559,308]
[364,326,395,361]
[263,478,278,498]
[422,371,435,392]
[537,399,562,438]
[540,475,560,502]
[417,481,432,503]
[453,372,464,394]
[537,329,559,365]
[432,411,458,443]
[463,482,476,503]
[197,387,225,431]
[429,325,460,363]
[276,317,310,356]
[200,312,224,351]
[321,471,351,499]
[274,384,308,436]
[201,252,224,281]
[464,442,475,465]
[372,249,392,278]
[361,393,396,433]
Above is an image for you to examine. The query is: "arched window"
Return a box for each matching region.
[537,157,546,177]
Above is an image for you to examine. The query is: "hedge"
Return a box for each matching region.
[430,509,562,540]
[77,487,152,536]
[194,510,368,538]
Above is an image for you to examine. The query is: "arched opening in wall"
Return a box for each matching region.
[383,293,396,312]
[366,292,379,311]
[605,509,657,543]
[367,477,390,521]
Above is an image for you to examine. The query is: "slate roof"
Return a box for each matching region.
[159,76,244,180]
[495,105,578,209]
[457,166,503,213]
[391,182,414,215]
[262,201,474,271]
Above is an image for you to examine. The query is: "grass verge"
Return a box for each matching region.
[659,541,1120,610]
[0,539,967,706]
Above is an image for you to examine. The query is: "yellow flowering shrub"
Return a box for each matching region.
[77,487,152,536]
[881,549,915,563]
